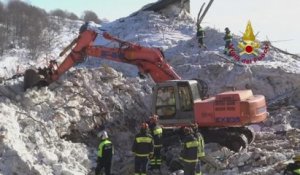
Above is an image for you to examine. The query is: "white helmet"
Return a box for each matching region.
[97,130,108,139]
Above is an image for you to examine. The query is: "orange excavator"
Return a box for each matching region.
[24,22,268,151]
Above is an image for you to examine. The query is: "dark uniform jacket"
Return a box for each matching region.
[180,134,198,163]
[132,131,154,157]
[97,139,114,160]
[197,28,205,38]
[149,124,163,148]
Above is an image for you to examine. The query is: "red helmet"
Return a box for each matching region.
[141,122,149,130]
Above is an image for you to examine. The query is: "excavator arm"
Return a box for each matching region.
[23,25,181,90]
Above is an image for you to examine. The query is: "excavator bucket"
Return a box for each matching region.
[23,69,49,91]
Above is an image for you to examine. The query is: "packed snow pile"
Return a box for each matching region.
[0,67,152,175]
[0,5,300,175]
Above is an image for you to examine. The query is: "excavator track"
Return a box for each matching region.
[161,126,253,152]
[200,127,253,152]
[237,127,255,144]
[227,133,248,152]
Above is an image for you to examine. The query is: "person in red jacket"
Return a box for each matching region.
[132,123,154,175]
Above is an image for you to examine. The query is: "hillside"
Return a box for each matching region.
[0,7,300,175]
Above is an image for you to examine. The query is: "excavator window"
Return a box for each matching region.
[178,86,192,111]
[156,87,176,117]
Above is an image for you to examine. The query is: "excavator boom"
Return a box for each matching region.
[24,27,180,90]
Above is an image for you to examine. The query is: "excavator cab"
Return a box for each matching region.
[152,80,201,126]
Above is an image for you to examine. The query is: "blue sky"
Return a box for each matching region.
[2,0,299,53]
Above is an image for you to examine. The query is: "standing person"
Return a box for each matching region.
[148,115,163,172]
[192,124,205,175]
[132,123,154,175]
[179,127,199,175]
[196,25,206,49]
[95,131,114,175]
[223,27,233,55]
[284,153,300,175]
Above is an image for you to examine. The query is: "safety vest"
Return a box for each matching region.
[97,139,113,158]
[195,132,205,158]
[294,168,300,174]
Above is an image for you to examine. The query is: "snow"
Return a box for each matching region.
[0,5,299,175]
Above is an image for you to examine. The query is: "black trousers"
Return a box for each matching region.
[198,38,204,46]
[95,157,112,175]
[150,147,162,170]
[135,156,149,175]
[181,161,196,175]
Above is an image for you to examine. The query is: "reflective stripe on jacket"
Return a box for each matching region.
[294,168,300,174]
[180,134,198,163]
[194,132,205,158]
[150,124,163,147]
[197,28,205,38]
[132,132,154,157]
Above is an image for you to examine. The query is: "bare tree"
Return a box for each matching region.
[0,1,4,23]
[6,0,29,44]
[50,9,67,18]
[67,12,79,20]
[0,1,6,54]
[82,10,101,24]
[0,26,7,55]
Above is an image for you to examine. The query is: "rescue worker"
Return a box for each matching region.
[148,115,163,172]
[284,152,300,175]
[132,123,154,175]
[192,124,205,175]
[196,25,206,49]
[95,130,114,175]
[223,27,233,55]
[179,127,198,175]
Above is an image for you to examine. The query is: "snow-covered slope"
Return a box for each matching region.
[0,9,299,175]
